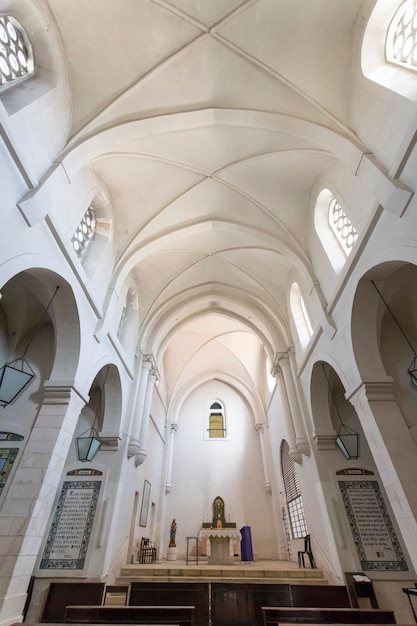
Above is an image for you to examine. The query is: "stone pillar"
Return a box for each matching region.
[347,380,417,566]
[135,368,158,466]
[128,355,152,458]
[0,381,87,626]
[276,352,309,455]
[165,423,178,494]
[271,363,300,463]
[255,423,272,493]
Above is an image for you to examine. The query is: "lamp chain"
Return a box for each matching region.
[21,286,60,360]
[92,365,110,432]
[371,280,417,356]
[321,364,344,428]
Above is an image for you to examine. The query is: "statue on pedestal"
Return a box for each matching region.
[169,518,177,547]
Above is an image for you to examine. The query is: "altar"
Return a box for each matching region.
[199,528,241,564]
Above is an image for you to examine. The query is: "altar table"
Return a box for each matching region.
[199,529,241,564]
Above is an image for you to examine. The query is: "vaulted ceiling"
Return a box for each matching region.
[48,0,366,406]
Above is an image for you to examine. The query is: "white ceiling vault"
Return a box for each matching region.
[48,0,368,406]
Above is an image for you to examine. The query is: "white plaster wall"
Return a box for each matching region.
[164,379,277,560]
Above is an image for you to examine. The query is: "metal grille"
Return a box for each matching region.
[281,441,308,539]
[328,196,358,255]
[0,16,34,91]
[387,0,417,70]
[208,413,225,438]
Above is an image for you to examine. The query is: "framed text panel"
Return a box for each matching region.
[40,480,101,570]
[339,480,408,571]
[139,480,151,527]
[0,448,18,498]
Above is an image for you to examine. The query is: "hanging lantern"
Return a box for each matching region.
[0,287,59,408]
[322,364,360,461]
[0,358,35,407]
[76,429,102,462]
[336,424,359,460]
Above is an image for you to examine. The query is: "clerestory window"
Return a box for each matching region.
[0,16,34,92]
[72,207,96,256]
[208,402,226,439]
[314,188,358,274]
[328,195,358,256]
[386,0,417,70]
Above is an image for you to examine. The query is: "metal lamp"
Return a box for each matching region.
[336,425,359,460]
[76,367,108,462]
[0,287,59,407]
[76,428,101,462]
[0,358,35,407]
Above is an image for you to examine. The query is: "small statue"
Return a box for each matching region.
[169,518,177,547]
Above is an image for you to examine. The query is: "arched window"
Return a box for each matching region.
[290,283,314,349]
[281,440,308,539]
[0,16,34,92]
[314,188,358,273]
[72,206,96,256]
[362,0,417,100]
[328,196,358,256]
[386,0,417,70]
[208,402,226,439]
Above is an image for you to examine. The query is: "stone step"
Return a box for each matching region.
[117,565,326,585]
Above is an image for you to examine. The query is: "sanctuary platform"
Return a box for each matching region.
[117,558,326,585]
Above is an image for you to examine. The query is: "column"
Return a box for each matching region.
[255,423,272,493]
[128,355,152,458]
[165,423,178,494]
[276,352,310,455]
[271,364,300,463]
[0,382,87,626]
[347,380,417,566]
[135,367,159,466]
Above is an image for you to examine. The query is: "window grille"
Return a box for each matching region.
[328,196,358,256]
[72,207,96,256]
[281,440,308,539]
[0,16,34,91]
[387,0,417,70]
[208,402,226,438]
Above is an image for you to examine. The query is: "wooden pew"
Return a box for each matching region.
[64,604,194,626]
[291,586,350,608]
[261,606,396,625]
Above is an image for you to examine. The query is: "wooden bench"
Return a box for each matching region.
[64,604,194,626]
[261,607,396,625]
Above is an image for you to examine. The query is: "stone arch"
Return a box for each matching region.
[72,363,123,463]
[310,359,340,440]
[0,269,80,409]
[169,370,265,429]
[352,261,417,443]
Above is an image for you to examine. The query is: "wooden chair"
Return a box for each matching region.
[297,534,316,568]
[102,585,130,606]
[138,537,157,563]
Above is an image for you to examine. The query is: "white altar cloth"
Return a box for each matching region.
[199,529,241,563]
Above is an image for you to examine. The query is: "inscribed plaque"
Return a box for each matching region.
[0,448,18,498]
[40,480,101,569]
[339,480,408,571]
